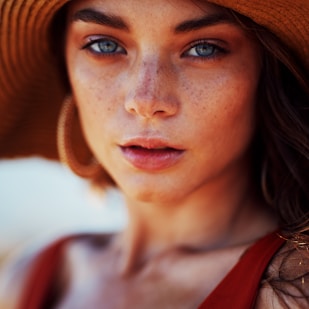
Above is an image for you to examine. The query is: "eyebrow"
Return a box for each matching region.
[174,13,234,33]
[71,9,233,33]
[71,9,129,31]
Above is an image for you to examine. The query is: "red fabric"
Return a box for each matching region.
[18,231,285,309]
[197,231,285,308]
[17,235,74,309]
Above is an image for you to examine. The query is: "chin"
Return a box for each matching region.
[119,179,181,205]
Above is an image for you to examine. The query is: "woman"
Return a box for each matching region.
[0,0,308,308]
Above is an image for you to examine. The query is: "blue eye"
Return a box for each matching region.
[84,38,125,55]
[192,43,215,57]
[184,41,225,59]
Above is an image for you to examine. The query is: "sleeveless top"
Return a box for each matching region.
[18,231,285,309]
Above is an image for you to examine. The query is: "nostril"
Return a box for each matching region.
[124,88,179,118]
[155,110,165,114]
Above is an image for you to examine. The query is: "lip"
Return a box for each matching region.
[120,137,184,171]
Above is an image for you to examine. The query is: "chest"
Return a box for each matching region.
[56,276,205,309]
[55,247,243,309]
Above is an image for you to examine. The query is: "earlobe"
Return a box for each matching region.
[57,95,103,178]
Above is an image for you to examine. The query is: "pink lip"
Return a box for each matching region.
[120,138,184,171]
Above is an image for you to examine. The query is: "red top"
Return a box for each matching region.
[18,231,285,309]
[197,231,285,308]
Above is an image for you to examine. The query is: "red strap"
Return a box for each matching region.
[198,231,285,309]
[18,231,285,309]
[17,235,73,309]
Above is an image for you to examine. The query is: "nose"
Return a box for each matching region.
[124,58,179,119]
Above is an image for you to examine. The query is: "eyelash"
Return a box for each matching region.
[182,40,228,60]
[82,37,126,56]
[82,37,228,60]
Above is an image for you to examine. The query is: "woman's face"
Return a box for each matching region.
[66,0,261,203]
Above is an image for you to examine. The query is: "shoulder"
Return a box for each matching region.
[60,232,116,265]
[59,233,117,285]
[255,236,309,309]
[0,243,43,309]
[0,233,114,309]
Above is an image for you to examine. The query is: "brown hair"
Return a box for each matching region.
[227,10,309,306]
[227,11,309,236]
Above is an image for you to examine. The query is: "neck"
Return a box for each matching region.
[115,161,277,274]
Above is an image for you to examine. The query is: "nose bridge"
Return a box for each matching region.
[134,55,163,100]
[125,53,177,118]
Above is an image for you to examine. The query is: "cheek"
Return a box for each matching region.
[71,63,113,103]
[66,64,120,156]
[182,72,257,118]
[69,57,124,116]
[180,68,258,152]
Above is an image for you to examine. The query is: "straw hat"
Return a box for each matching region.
[209,0,309,68]
[0,0,69,160]
[0,0,308,162]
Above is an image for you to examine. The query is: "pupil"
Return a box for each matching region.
[196,44,214,56]
[99,41,117,53]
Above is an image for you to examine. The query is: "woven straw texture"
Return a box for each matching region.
[0,0,308,161]
[209,0,309,68]
[0,0,69,160]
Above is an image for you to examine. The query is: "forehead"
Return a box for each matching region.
[68,0,220,10]
[67,0,228,25]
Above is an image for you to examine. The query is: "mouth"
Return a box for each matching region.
[120,139,184,171]
[123,145,181,152]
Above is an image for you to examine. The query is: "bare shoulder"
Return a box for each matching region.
[0,244,42,309]
[63,232,115,256]
[0,233,114,309]
[255,237,309,309]
[60,233,117,280]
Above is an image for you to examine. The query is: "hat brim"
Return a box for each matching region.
[0,0,308,160]
[0,0,69,160]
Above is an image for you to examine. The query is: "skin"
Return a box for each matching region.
[61,0,279,307]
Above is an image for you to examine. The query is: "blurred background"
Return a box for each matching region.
[0,157,127,268]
